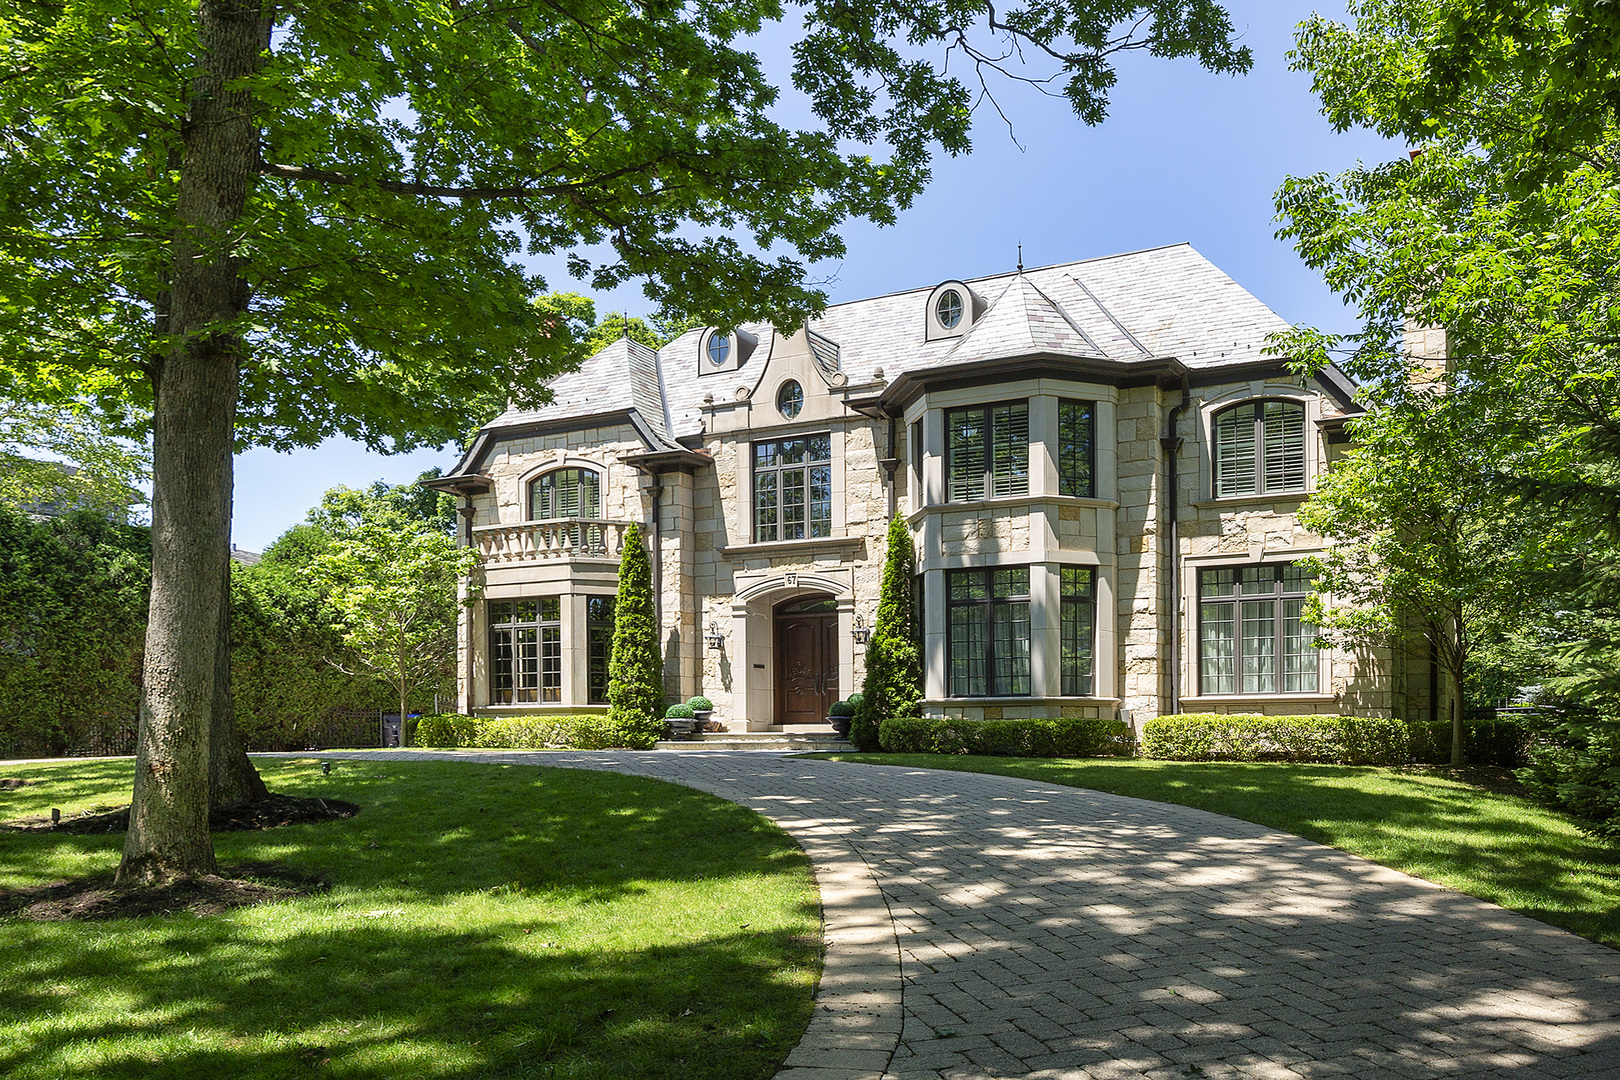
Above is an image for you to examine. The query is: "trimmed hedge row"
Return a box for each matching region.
[414,712,665,751]
[1141,713,1531,767]
[878,716,1134,758]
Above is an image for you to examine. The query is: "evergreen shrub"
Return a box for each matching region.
[413,712,660,750]
[852,515,921,751]
[878,716,1134,757]
[606,523,664,740]
[665,703,696,719]
[828,700,856,718]
[686,696,713,711]
[1141,713,1530,766]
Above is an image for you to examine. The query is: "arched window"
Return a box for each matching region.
[1213,400,1307,498]
[530,467,601,520]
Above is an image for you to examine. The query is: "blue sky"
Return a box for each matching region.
[231,1,1392,551]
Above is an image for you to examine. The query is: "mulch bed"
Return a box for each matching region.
[0,862,328,921]
[2,793,360,835]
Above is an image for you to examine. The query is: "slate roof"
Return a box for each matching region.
[476,243,1304,446]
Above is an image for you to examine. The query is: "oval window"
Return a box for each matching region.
[707,332,731,366]
[936,289,963,329]
[777,380,804,419]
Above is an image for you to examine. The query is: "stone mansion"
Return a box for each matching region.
[426,244,1433,732]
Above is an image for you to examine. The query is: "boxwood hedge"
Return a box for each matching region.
[413,711,664,751]
[1141,713,1530,767]
[877,716,1134,758]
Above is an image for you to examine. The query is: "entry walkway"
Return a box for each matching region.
[290,750,1620,1079]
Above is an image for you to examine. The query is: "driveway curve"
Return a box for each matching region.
[294,750,1620,1080]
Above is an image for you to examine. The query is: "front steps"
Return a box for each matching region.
[654,726,854,752]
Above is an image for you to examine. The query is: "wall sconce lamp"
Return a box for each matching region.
[705,624,725,650]
[851,613,870,645]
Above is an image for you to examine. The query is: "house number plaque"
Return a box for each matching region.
[785,573,797,586]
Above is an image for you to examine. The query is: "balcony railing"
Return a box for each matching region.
[472,518,632,565]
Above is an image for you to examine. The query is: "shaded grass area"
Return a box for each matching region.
[819,754,1620,948]
[0,759,820,1079]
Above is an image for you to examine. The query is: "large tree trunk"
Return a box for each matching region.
[118,0,265,884]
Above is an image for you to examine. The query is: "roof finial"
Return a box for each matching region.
[1017,243,1023,273]
[621,312,630,340]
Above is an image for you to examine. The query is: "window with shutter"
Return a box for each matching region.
[1213,400,1306,497]
[948,401,1028,501]
[530,468,601,520]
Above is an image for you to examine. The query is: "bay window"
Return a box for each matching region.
[948,402,1028,501]
[948,567,1031,696]
[489,598,561,704]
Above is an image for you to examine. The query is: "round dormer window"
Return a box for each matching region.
[707,332,731,366]
[935,289,964,329]
[777,380,804,419]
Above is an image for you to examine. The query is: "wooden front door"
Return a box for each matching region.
[775,602,839,726]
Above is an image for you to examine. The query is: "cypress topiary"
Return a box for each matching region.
[851,514,922,750]
[607,522,665,740]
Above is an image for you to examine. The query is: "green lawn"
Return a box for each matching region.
[0,758,819,1080]
[821,754,1620,948]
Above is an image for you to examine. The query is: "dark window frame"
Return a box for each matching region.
[1060,566,1095,696]
[947,567,1031,697]
[529,467,602,521]
[753,433,833,542]
[1197,563,1317,696]
[1057,399,1096,499]
[946,400,1030,502]
[489,597,562,705]
[1211,399,1308,499]
[586,595,615,704]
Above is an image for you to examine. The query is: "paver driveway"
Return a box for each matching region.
[297,750,1620,1079]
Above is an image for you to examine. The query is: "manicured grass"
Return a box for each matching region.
[0,758,820,1079]
[820,753,1620,948]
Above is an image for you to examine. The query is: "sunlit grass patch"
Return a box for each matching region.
[0,759,819,1079]
[817,753,1620,948]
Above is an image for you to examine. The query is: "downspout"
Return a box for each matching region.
[878,414,900,518]
[1160,381,1192,717]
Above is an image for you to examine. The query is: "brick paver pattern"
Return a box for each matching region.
[298,751,1620,1079]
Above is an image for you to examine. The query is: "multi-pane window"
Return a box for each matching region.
[948,567,1031,696]
[586,596,615,704]
[530,467,601,519]
[1060,567,1095,695]
[1058,400,1095,498]
[947,402,1029,501]
[1198,564,1317,695]
[754,434,832,541]
[1213,401,1307,497]
[489,598,561,704]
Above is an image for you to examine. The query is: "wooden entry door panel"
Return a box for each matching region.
[776,614,839,725]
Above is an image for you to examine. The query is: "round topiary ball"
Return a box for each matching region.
[828,700,857,718]
[686,696,714,711]
[665,703,696,719]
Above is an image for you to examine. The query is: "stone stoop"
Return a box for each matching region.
[655,728,854,752]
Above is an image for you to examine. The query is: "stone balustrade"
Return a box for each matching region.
[471,519,631,564]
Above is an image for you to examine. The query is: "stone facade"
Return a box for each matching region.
[429,246,1427,733]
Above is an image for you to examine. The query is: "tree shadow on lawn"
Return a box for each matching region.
[0,919,817,1080]
[0,761,822,1078]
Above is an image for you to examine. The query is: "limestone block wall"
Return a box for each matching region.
[470,423,647,528]
[1115,387,1166,726]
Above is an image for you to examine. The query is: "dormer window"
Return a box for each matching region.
[707,332,731,366]
[530,467,600,520]
[777,380,804,419]
[925,280,984,341]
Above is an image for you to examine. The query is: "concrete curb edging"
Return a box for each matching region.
[773,832,903,1080]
